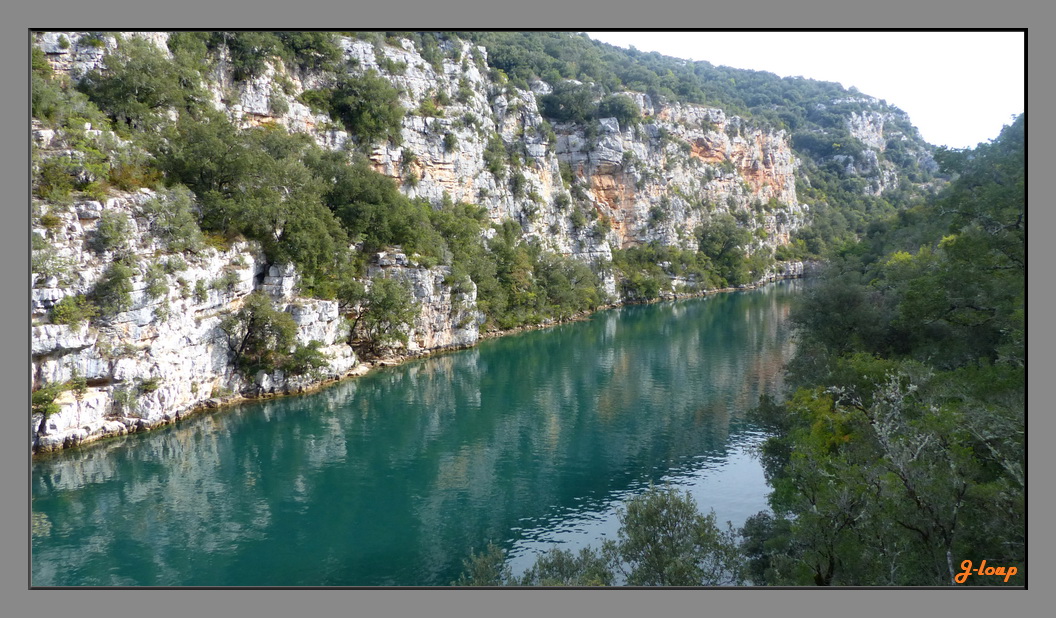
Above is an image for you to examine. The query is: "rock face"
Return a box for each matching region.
[31,32,827,453]
[368,256,484,352]
[200,36,808,261]
[28,186,357,452]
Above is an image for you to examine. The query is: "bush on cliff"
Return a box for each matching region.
[219,292,298,375]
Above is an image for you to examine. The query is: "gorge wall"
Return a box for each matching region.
[34,31,899,453]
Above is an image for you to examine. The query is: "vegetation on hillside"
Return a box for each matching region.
[741,116,1024,586]
[454,486,743,586]
[454,116,1024,587]
[32,32,1023,586]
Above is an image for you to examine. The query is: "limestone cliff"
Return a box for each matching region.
[32,31,843,452]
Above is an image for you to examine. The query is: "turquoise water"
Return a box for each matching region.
[31,280,800,586]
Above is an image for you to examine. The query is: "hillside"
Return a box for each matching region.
[30,31,940,452]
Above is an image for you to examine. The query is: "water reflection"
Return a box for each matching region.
[32,280,801,586]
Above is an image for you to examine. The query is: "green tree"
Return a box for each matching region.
[92,210,133,254]
[613,486,744,586]
[454,485,744,587]
[92,260,136,317]
[218,292,298,375]
[539,81,596,123]
[32,381,68,433]
[696,213,751,286]
[452,542,511,586]
[139,186,204,253]
[743,117,1024,587]
[49,294,98,327]
[79,36,203,129]
[347,277,418,355]
[283,340,331,379]
[515,547,613,586]
[328,71,405,147]
[596,93,641,128]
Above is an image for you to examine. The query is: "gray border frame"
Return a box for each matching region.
[5,1,1043,615]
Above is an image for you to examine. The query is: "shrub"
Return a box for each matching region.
[283,340,330,378]
[208,31,282,82]
[194,280,208,303]
[483,134,507,177]
[78,36,203,129]
[110,382,139,415]
[92,210,133,254]
[596,94,641,128]
[509,172,526,198]
[139,376,163,393]
[50,295,98,326]
[218,292,298,374]
[32,382,67,423]
[328,71,405,146]
[164,255,188,273]
[211,270,241,292]
[140,187,203,253]
[144,262,169,299]
[67,370,89,400]
[274,31,343,73]
[34,157,77,202]
[39,212,63,231]
[32,243,74,286]
[443,132,458,152]
[346,277,418,355]
[298,88,332,114]
[108,150,162,191]
[79,32,107,48]
[268,92,289,116]
[93,260,136,317]
[540,81,595,123]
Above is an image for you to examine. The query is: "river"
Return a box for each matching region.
[31,279,801,586]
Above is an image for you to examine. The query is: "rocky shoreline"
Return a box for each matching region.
[31,266,805,458]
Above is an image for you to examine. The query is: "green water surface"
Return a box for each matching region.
[31,280,800,586]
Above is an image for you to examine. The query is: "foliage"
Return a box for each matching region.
[218,292,299,375]
[452,542,511,586]
[539,81,596,123]
[596,94,641,128]
[139,186,205,253]
[454,485,743,586]
[443,132,458,152]
[207,31,283,81]
[194,279,209,303]
[612,242,719,299]
[482,133,507,178]
[144,262,169,299]
[743,116,1024,586]
[508,547,611,586]
[283,340,331,379]
[92,260,136,317]
[79,36,204,130]
[274,31,343,73]
[154,114,350,289]
[345,276,418,355]
[32,241,74,286]
[479,220,605,329]
[695,213,752,286]
[326,71,405,146]
[91,210,133,254]
[34,157,77,202]
[613,486,744,586]
[49,294,98,326]
[110,381,140,415]
[32,381,67,420]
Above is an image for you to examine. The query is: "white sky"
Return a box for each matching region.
[586,31,1025,150]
